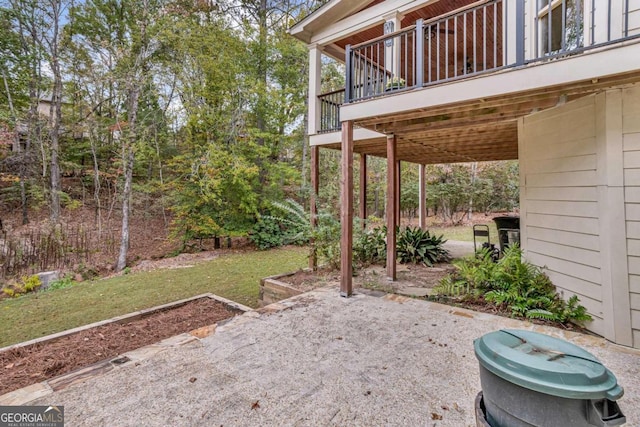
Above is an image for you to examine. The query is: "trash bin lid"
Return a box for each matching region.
[474,329,623,400]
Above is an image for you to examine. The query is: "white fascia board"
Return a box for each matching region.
[290,0,371,43]
[341,41,640,121]
[289,0,341,37]
[310,0,436,46]
[310,128,385,146]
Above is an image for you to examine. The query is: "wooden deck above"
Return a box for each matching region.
[317,47,640,165]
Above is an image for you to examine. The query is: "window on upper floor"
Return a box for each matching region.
[538,0,584,56]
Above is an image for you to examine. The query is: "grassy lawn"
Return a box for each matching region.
[0,247,307,347]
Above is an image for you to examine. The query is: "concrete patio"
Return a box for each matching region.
[16,287,640,426]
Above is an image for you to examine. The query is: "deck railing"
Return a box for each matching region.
[340,0,639,104]
[318,89,345,133]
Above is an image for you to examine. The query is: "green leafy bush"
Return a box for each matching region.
[312,214,341,269]
[46,276,76,291]
[251,199,310,250]
[396,226,449,266]
[250,216,285,250]
[1,275,42,298]
[434,245,592,325]
[354,225,387,265]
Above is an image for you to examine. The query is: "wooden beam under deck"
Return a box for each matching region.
[340,121,354,297]
[309,145,319,270]
[419,164,427,230]
[386,134,397,281]
[359,153,367,229]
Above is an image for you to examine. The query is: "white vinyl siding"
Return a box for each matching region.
[624,86,640,348]
[628,3,640,36]
[520,95,605,334]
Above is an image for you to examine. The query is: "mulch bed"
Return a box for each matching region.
[0,298,242,396]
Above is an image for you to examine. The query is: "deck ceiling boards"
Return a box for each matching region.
[401,0,479,26]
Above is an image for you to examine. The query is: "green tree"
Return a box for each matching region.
[71,0,165,270]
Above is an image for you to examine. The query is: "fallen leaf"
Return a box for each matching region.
[431,413,442,420]
[5,363,14,369]
[251,401,260,410]
[189,377,197,383]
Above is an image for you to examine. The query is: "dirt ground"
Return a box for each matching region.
[0,298,242,396]
[284,263,457,294]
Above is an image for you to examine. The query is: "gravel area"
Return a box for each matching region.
[30,287,640,426]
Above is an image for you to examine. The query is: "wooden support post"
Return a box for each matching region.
[309,145,319,270]
[395,160,401,227]
[340,121,354,296]
[359,153,367,229]
[419,164,427,230]
[386,135,397,281]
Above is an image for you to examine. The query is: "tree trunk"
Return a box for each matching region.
[116,83,141,272]
[116,145,135,271]
[47,0,63,223]
[2,67,30,225]
[90,134,102,237]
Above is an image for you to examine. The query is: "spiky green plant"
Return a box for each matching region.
[396,226,449,266]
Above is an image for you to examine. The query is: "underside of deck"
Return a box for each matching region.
[319,68,640,165]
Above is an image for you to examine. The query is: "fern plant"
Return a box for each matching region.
[264,199,310,245]
[251,199,311,249]
[435,245,592,326]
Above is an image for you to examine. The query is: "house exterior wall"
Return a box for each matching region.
[520,87,639,348]
[623,85,640,347]
[519,95,605,335]
[630,3,640,36]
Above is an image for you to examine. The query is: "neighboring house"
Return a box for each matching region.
[290,0,640,349]
[8,94,84,152]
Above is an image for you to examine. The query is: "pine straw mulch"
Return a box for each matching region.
[0,298,242,396]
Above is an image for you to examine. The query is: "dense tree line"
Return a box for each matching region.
[0,0,518,271]
[0,0,328,269]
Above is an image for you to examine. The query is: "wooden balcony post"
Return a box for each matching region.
[395,160,401,227]
[309,145,319,270]
[415,19,424,87]
[340,121,354,296]
[386,134,397,281]
[515,0,525,65]
[359,153,367,229]
[345,45,352,102]
[308,44,323,135]
[419,164,427,230]
[383,11,403,80]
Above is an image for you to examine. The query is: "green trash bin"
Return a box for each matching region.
[474,329,626,427]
